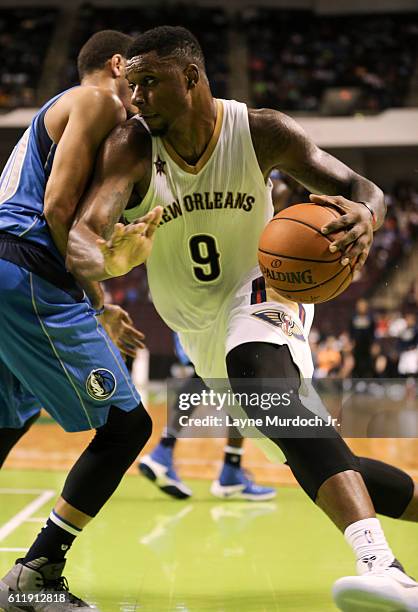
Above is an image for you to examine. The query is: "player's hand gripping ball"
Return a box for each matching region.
[258,203,359,304]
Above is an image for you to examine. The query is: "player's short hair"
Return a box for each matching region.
[127,26,205,70]
[77,30,133,79]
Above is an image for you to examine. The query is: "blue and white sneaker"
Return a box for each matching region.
[210,464,276,501]
[139,443,192,500]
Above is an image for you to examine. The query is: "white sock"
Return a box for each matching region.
[224,445,243,467]
[344,518,395,575]
[224,445,244,456]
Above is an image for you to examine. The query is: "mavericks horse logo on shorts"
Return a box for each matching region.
[86,369,117,401]
[251,309,305,341]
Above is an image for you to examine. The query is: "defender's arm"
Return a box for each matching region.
[43,89,125,308]
[43,88,125,255]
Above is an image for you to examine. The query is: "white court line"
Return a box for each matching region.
[0,489,51,495]
[0,490,55,542]
[0,548,26,552]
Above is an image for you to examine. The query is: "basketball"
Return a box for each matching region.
[258,203,355,304]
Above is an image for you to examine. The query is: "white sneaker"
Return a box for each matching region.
[333,561,418,611]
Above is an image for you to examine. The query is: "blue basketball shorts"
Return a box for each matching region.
[0,259,141,432]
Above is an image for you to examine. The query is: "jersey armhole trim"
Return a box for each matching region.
[124,137,156,222]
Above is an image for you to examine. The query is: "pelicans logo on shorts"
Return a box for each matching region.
[86,369,117,401]
[251,309,305,341]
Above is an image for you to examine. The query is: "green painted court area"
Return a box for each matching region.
[0,470,417,612]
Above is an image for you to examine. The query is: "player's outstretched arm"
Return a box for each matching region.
[66,121,156,281]
[249,109,386,270]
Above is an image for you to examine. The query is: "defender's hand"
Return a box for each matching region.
[99,304,146,358]
[309,194,374,272]
[97,206,163,277]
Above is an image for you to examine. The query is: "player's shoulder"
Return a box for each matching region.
[69,85,124,117]
[45,86,126,142]
[101,116,152,176]
[248,107,307,170]
[106,116,151,150]
[248,107,296,138]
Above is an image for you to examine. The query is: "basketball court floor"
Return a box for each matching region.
[1,403,418,611]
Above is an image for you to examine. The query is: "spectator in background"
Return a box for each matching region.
[404,279,418,312]
[389,311,408,337]
[269,169,291,214]
[315,336,341,378]
[397,312,418,377]
[350,298,375,378]
[370,342,397,378]
[337,333,355,379]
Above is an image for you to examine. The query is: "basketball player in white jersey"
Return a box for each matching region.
[67,27,418,612]
[138,177,289,502]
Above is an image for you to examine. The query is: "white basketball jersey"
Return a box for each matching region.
[124,99,274,332]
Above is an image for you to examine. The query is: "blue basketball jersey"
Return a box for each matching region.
[0,88,76,263]
[0,86,142,432]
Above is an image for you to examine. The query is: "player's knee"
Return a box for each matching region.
[91,403,152,462]
[279,436,360,500]
[227,341,360,500]
[125,403,153,451]
[358,457,414,518]
[120,403,153,456]
[61,404,152,516]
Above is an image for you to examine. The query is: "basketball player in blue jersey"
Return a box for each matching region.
[67,27,418,611]
[0,31,161,610]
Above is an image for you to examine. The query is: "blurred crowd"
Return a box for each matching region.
[311,299,418,380]
[63,3,229,96]
[0,8,57,108]
[1,5,418,113]
[373,182,418,268]
[245,9,418,113]
[344,182,418,303]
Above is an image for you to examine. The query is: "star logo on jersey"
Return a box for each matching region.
[154,155,166,175]
[251,309,305,341]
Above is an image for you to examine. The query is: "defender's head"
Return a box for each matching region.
[126,26,207,135]
[77,30,134,111]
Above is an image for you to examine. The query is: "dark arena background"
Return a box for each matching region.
[0,0,417,610]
